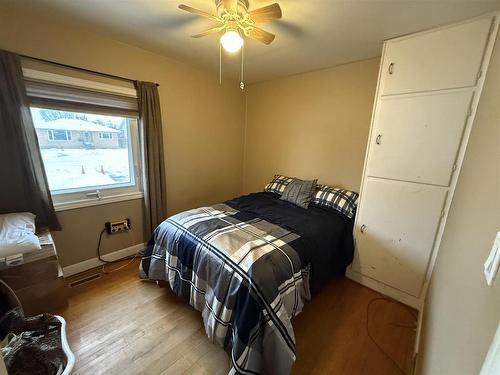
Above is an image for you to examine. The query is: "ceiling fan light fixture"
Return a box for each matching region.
[220,30,244,53]
[178,1,282,88]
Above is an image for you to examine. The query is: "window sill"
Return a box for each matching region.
[54,192,144,212]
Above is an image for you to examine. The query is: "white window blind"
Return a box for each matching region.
[22,61,138,116]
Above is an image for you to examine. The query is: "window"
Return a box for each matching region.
[23,61,142,210]
[48,129,72,141]
[31,108,142,210]
[99,132,113,140]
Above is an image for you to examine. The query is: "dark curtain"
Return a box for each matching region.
[0,50,61,230]
[136,81,167,236]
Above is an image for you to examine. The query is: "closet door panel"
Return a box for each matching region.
[366,90,472,186]
[352,179,447,297]
[382,17,492,95]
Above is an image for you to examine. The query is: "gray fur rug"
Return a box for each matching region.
[0,307,66,375]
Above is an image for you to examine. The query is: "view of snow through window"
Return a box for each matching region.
[31,108,135,192]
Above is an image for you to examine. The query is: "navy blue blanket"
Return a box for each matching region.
[226,192,354,293]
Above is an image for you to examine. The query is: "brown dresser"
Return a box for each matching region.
[0,230,68,316]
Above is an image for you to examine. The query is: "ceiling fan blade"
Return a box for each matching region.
[192,26,225,38]
[249,3,282,23]
[223,0,237,11]
[248,27,276,45]
[178,4,219,21]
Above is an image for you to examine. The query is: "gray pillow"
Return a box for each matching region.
[280,178,318,209]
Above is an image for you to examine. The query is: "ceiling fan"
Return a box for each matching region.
[178,0,282,53]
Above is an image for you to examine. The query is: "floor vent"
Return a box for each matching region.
[69,273,102,287]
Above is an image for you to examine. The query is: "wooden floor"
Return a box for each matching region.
[57,260,417,375]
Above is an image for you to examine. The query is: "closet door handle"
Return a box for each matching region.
[376,134,382,145]
[388,62,394,75]
[360,224,366,233]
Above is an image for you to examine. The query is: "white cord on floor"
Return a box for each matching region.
[101,250,142,274]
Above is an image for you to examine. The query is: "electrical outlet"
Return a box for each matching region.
[105,218,131,234]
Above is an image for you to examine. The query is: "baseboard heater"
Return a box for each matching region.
[68,273,102,288]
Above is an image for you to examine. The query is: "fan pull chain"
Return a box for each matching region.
[219,42,223,85]
[240,44,245,90]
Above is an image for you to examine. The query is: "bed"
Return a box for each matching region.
[140,191,354,374]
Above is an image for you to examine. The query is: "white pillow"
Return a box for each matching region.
[0,212,41,257]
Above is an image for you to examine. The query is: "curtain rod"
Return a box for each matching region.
[19,54,160,87]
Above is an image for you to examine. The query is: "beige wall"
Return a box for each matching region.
[54,201,145,267]
[243,58,380,193]
[0,2,245,267]
[417,39,500,374]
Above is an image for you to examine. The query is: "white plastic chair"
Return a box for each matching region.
[55,315,75,375]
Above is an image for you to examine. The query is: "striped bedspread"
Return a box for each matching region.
[139,203,311,375]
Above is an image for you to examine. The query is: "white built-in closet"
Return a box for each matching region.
[347,13,499,309]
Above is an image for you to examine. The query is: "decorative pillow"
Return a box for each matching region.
[312,185,359,219]
[280,178,318,209]
[264,174,294,195]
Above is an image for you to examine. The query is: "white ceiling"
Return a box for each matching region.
[12,0,500,82]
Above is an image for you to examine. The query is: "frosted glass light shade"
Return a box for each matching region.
[220,31,243,53]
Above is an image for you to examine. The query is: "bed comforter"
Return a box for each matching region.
[140,192,354,374]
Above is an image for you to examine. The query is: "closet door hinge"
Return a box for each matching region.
[440,210,446,219]
[467,96,475,118]
[477,69,483,82]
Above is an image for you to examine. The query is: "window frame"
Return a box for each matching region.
[32,107,144,211]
